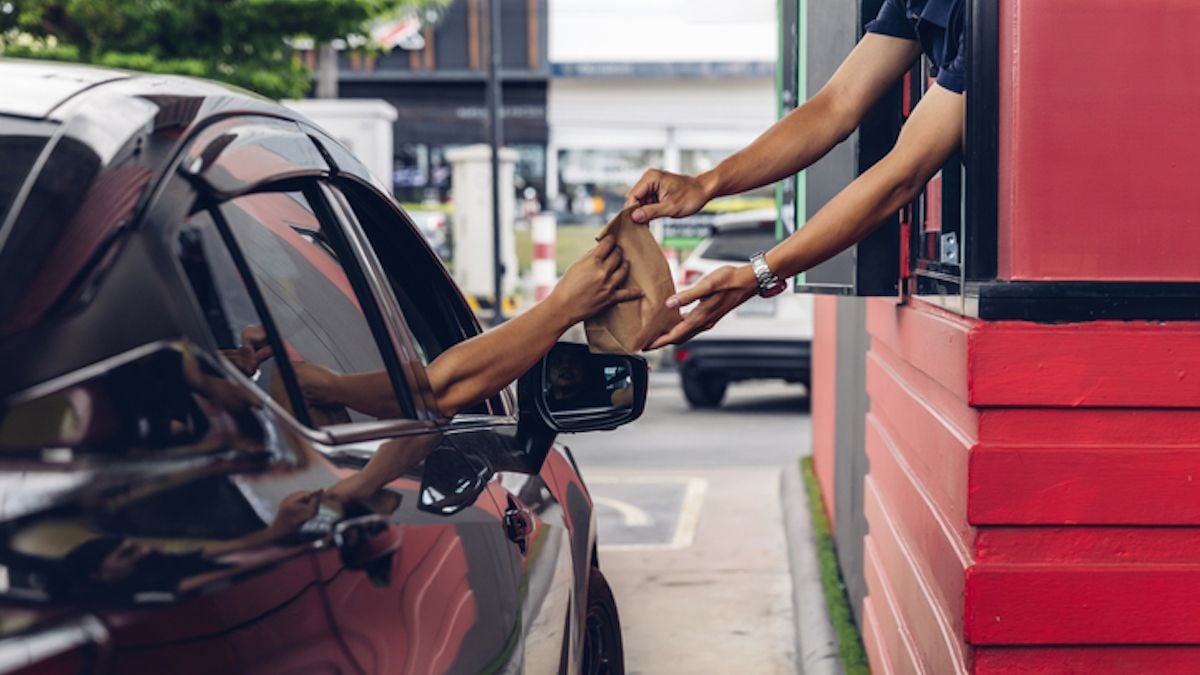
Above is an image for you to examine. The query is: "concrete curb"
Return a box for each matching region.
[780,462,843,675]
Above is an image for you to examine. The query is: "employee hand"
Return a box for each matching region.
[551,235,644,323]
[625,169,716,224]
[648,265,758,349]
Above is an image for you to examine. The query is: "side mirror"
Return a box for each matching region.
[518,342,648,433]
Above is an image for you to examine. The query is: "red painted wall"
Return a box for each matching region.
[861,299,1200,674]
[861,299,976,674]
[996,0,1200,281]
[811,295,838,525]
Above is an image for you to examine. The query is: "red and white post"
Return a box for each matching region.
[531,213,557,302]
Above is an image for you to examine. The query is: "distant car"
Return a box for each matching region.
[673,209,813,408]
[0,60,635,674]
[405,208,452,260]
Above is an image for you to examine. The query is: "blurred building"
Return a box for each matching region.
[304,0,550,205]
[547,0,777,222]
[298,0,776,219]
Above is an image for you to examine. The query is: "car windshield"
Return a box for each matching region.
[0,117,56,225]
[701,222,777,262]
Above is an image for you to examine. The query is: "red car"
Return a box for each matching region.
[0,60,641,674]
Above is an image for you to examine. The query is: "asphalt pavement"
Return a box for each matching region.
[565,372,812,674]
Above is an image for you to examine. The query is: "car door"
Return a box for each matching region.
[324,178,582,673]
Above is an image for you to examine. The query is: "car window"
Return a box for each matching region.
[330,182,503,416]
[701,222,778,262]
[176,210,298,409]
[0,117,55,224]
[216,189,408,425]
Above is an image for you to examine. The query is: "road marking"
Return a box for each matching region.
[589,476,709,552]
[592,496,651,527]
[669,477,707,549]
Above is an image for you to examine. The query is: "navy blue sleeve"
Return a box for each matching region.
[865,0,918,40]
[935,31,966,93]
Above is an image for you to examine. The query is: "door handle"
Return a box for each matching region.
[504,497,533,555]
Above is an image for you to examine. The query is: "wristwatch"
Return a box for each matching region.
[749,251,787,298]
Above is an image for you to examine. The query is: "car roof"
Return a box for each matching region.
[0,59,132,119]
[0,60,349,372]
[0,58,292,131]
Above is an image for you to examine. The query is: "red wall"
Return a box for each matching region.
[997,0,1200,281]
[861,299,976,674]
[811,295,838,525]
[862,299,1200,673]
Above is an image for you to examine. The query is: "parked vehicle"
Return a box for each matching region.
[674,209,813,408]
[0,60,637,675]
[406,208,452,261]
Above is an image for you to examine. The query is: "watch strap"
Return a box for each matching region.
[750,251,784,297]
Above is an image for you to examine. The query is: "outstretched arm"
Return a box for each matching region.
[650,85,966,348]
[624,34,922,223]
[294,237,641,418]
[426,236,640,416]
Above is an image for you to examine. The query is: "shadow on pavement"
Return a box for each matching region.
[717,392,811,415]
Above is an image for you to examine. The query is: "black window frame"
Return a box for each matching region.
[326,177,513,419]
[789,0,904,297]
[906,58,967,300]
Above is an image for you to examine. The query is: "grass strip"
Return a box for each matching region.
[800,456,870,675]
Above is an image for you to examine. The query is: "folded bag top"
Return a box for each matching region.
[585,207,682,354]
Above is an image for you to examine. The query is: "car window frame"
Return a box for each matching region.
[325,177,517,423]
[138,114,438,450]
[195,178,420,433]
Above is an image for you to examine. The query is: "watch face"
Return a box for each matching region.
[761,281,786,298]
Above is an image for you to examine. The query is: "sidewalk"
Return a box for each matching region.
[588,466,799,674]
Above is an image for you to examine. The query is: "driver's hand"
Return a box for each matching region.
[223,325,273,375]
[624,169,714,224]
[292,361,343,407]
[649,265,758,349]
[552,235,644,323]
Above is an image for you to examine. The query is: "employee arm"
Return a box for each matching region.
[650,85,966,348]
[625,34,922,223]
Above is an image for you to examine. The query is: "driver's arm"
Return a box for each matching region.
[293,237,640,419]
[427,236,638,417]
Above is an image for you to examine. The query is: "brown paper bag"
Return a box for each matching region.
[585,208,682,354]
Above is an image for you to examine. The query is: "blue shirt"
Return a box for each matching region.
[866,0,965,94]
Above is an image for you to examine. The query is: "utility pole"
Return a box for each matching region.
[315,44,339,99]
[487,0,505,325]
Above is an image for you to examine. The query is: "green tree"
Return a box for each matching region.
[0,0,449,99]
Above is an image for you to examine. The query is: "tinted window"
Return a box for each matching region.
[332,183,500,415]
[333,185,477,360]
[177,210,292,407]
[218,190,404,424]
[701,222,778,262]
[0,124,105,337]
